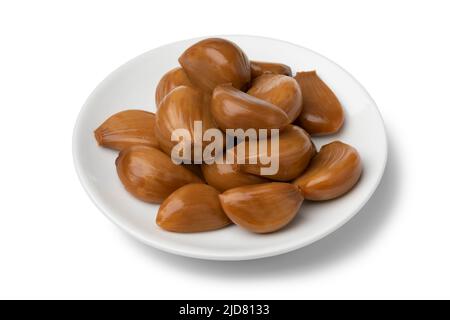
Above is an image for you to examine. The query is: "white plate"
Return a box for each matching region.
[73,35,387,261]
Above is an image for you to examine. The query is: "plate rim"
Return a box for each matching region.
[72,34,388,261]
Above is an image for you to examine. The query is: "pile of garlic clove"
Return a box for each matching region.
[94,38,362,234]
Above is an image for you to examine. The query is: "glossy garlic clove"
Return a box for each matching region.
[155,67,193,108]
[247,74,303,123]
[201,162,269,192]
[250,61,292,78]
[94,110,158,151]
[179,38,251,93]
[293,141,362,200]
[294,71,344,135]
[156,85,219,161]
[116,146,202,203]
[157,183,231,233]
[211,84,290,131]
[234,125,316,181]
[219,183,304,233]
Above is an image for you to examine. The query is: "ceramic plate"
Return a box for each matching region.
[73,35,387,260]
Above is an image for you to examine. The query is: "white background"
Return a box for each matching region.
[0,0,449,300]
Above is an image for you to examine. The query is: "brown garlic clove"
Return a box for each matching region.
[293,141,362,200]
[116,146,202,203]
[157,183,231,233]
[294,71,344,135]
[219,183,304,233]
[156,86,219,161]
[247,74,303,123]
[94,110,159,151]
[211,84,290,131]
[234,125,316,181]
[250,60,292,78]
[155,67,193,108]
[201,162,269,192]
[179,38,251,93]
